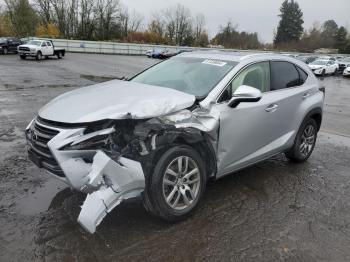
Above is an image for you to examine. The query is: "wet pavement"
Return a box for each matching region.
[0,53,350,262]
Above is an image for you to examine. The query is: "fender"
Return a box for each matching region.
[302,107,323,131]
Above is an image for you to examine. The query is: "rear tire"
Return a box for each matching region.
[3,47,8,55]
[57,52,62,59]
[36,51,42,61]
[144,145,207,222]
[286,118,318,162]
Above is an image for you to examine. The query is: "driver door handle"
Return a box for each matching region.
[265,104,278,113]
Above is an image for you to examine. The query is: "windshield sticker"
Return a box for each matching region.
[202,59,227,67]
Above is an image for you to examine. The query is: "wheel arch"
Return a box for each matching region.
[143,131,217,180]
[304,107,322,131]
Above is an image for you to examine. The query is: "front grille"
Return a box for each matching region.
[19,46,30,51]
[27,119,65,177]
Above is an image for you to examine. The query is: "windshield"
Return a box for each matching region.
[310,60,327,65]
[26,40,42,46]
[131,57,237,97]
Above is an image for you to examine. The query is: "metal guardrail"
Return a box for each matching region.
[26,37,273,55]
[26,37,346,57]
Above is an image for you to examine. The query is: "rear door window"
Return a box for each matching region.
[270,61,300,91]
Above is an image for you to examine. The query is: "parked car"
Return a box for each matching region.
[338,57,350,74]
[308,59,338,76]
[18,39,65,60]
[343,65,350,77]
[161,49,192,59]
[0,37,22,54]
[296,55,318,64]
[146,49,168,59]
[25,52,324,233]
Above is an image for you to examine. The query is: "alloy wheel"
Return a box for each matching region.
[162,156,201,211]
[299,124,316,157]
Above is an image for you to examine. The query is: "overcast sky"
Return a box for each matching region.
[125,0,350,43]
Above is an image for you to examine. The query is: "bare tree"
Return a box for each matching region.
[35,0,51,24]
[94,0,119,40]
[77,0,95,39]
[50,0,67,36]
[128,9,143,32]
[162,4,192,45]
[148,13,165,37]
[193,13,205,43]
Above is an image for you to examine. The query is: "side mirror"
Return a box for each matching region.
[228,85,262,108]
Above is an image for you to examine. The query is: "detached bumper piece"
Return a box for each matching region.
[77,151,145,234]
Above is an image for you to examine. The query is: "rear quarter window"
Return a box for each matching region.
[271,61,301,91]
[296,66,308,85]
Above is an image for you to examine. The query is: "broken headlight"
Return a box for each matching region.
[61,127,118,152]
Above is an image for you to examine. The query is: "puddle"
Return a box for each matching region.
[16,178,68,215]
[80,74,119,83]
[36,84,74,88]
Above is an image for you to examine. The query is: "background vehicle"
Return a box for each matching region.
[18,40,65,60]
[296,55,318,64]
[146,49,192,59]
[308,59,338,76]
[338,57,350,74]
[0,37,22,54]
[343,65,350,77]
[146,49,167,59]
[25,52,324,233]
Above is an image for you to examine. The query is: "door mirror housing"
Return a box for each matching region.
[228,85,262,108]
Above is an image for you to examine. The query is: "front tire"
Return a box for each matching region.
[145,145,206,222]
[36,51,42,60]
[20,55,26,60]
[286,118,318,162]
[321,69,326,77]
[3,47,8,55]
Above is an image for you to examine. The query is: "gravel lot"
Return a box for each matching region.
[0,53,350,262]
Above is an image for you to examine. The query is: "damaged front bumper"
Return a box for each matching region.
[25,107,220,233]
[77,151,144,233]
[25,119,145,233]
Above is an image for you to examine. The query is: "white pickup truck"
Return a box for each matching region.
[18,40,65,60]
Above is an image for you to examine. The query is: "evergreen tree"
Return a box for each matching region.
[274,0,304,45]
[335,26,347,49]
[321,20,339,48]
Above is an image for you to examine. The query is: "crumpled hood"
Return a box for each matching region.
[39,80,196,123]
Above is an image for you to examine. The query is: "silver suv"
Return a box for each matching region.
[25,52,324,233]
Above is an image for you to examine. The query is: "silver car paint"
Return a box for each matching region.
[39,79,196,123]
[26,52,324,233]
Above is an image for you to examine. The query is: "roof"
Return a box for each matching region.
[178,50,295,63]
